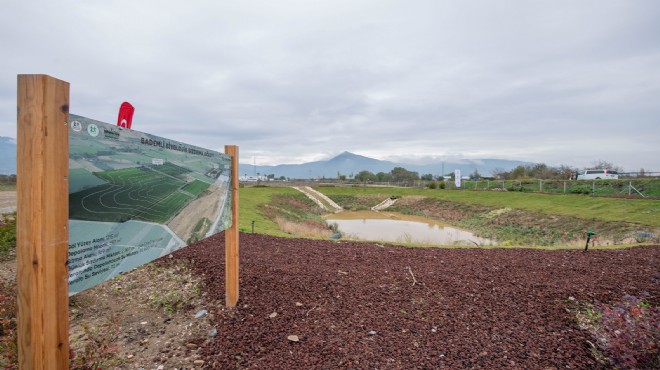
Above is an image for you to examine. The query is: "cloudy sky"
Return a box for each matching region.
[1,0,659,170]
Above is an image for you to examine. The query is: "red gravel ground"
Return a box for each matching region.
[172,233,659,369]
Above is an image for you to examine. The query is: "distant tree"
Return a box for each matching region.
[509,165,527,180]
[557,165,577,180]
[355,170,377,182]
[0,174,16,184]
[420,173,434,181]
[491,167,507,180]
[390,167,419,184]
[639,168,646,177]
[494,163,577,180]
[469,169,481,180]
[590,160,623,173]
[375,172,392,182]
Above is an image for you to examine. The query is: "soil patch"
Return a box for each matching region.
[168,189,222,242]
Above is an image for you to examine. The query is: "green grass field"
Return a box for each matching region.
[146,192,195,223]
[150,162,191,177]
[70,167,194,223]
[239,187,299,237]
[181,180,210,196]
[314,186,660,227]
[460,178,660,197]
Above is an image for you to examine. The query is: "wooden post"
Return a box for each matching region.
[224,145,239,307]
[16,75,70,369]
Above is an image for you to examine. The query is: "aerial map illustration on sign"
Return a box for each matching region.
[67,114,232,295]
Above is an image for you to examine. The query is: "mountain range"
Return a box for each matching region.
[0,136,532,178]
[239,151,533,179]
[0,137,16,175]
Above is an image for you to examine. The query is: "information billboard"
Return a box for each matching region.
[67,115,232,294]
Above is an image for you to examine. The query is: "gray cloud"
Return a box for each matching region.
[1,0,659,171]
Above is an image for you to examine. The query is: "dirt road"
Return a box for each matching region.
[0,191,16,214]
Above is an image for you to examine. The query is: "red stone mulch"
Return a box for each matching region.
[173,233,659,369]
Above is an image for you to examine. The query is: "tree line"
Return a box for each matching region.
[492,160,626,180]
[340,160,633,183]
[0,174,16,184]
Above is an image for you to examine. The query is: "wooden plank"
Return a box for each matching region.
[224,145,239,307]
[17,75,70,370]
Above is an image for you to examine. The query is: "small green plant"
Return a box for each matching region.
[149,289,189,314]
[438,181,445,189]
[584,306,603,322]
[569,185,592,195]
[428,181,437,189]
[70,323,122,370]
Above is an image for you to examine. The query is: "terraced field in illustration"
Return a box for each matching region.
[69,163,211,224]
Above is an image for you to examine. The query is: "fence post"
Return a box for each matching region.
[17,75,70,369]
[564,181,567,193]
[592,181,595,196]
[629,181,632,196]
[539,180,543,192]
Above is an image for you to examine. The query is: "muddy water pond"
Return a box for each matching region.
[325,211,496,246]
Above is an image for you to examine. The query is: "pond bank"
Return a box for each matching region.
[325,210,496,246]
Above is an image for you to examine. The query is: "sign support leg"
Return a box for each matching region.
[224,145,239,307]
[17,74,70,369]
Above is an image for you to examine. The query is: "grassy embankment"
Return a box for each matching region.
[316,186,660,226]
[239,187,334,238]
[315,186,660,246]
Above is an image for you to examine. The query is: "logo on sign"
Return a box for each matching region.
[71,121,82,132]
[87,124,99,137]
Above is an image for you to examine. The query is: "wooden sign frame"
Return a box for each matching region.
[16,74,240,369]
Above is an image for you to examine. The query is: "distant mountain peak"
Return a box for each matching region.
[336,151,357,157]
[329,151,380,164]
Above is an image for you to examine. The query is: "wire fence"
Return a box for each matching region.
[445,178,660,198]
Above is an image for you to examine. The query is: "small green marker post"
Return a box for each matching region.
[584,231,597,252]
